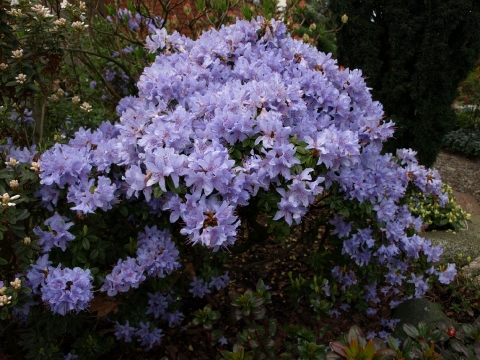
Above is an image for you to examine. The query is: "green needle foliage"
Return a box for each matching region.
[329,0,480,167]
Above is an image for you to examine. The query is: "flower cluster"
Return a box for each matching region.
[190,272,229,298]
[33,17,453,317]
[25,255,93,315]
[33,212,75,252]
[114,321,164,350]
[100,226,180,296]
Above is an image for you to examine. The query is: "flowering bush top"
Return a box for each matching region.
[27,18,456,320]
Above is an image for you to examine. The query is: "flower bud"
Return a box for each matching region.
[24,237,31,246]
[10,278,21,290]
[5,158,19,167]
[0,295,12,306]
[30,162,40,173]
[341,14,349,24]
[309,23,316,31]
[80,102,92,112]
[72,96,81,105]
[11,49,23,60]
[9,180,19,190]
[447,327,456,338]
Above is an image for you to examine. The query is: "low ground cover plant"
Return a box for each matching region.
[0,0,477,357]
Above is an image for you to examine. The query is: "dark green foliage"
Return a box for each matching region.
[330,0,480,167]
[443,128,480,157]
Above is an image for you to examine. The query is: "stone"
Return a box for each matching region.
[453,191,480,216]
[425,214,480,261]
[391,298,455,341]
[461,256,480,285]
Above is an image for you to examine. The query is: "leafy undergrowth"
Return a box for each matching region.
[14,242,476,360]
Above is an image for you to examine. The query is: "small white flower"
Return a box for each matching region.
[79,1,86,11]
[10,278,21,290]
[1,193,20,207]
[9,180,19,190]
[56,88,65,97]
[15,73,27,84]
[0,295,12,306]
[5,158,19,167]
[6,8,22,16]
[72,95,81,105]
[31,4,52,17]
[60,0,68,9]
[53,18,67,27]
[11,49,23,60]
[30,161,40,173]
[10,0,19,5]
[80,102,92,112]
[23,237,31,246]
[71,21,87,31]
[0,63,8,71]
[49,94,59,102]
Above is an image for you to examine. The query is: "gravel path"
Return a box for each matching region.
[433,150,480,205]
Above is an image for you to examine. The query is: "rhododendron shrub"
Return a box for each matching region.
[11,17,457,349]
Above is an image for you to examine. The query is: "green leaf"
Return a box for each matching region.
[119,206,128,217]
[76,253,87,263]
[387,335,400,351]
[82,238,90,250]
[0,257,8,265]
[90,249,99,260]
[403,323,420,339]
[26,83,40,92]
[1,307,8,320]
[16,209,29,221]
[154,186,163,198]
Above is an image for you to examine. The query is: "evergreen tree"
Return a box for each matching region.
[329,0,480,166]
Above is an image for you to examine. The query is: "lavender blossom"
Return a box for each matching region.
[41,266,93,315]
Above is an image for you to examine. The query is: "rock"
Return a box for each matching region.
[461,256,480,285]
[391,298,455,341]
[424,214,480,261]
[453,191,480,216]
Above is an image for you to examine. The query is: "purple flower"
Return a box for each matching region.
[25,254,52,294]
[33,213,75,252]
[136,226,180,278]
[64,353,78,360]
[146,292,169,319]
[408,273,429,297]
[438,263,457,284]
[115,320,137,342]
[41,266,93,315]
[100,257,146,296]
[329,309,341,318]
[165,310,184,327]
[189,277,211,298]
[136,322,163,350]
[209,272,229,291]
